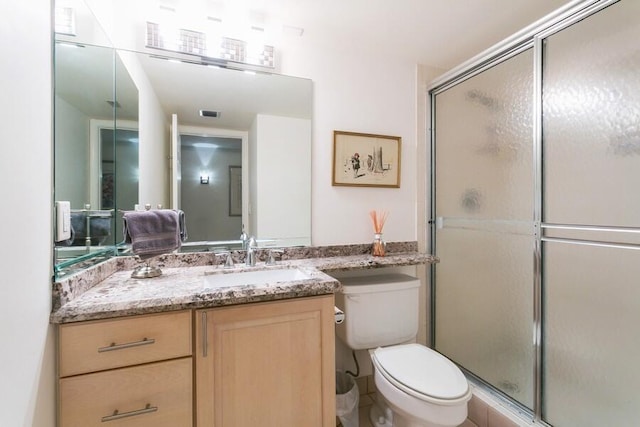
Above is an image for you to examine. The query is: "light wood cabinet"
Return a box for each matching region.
[58,310,192,377]
[195,295,336,427]
[57,295,337,427]
[57,310,193,427]
[59,358,192,427]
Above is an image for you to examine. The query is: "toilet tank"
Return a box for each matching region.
[335,274,420,350]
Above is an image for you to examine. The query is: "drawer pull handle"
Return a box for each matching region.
[98,337,155,353]
[101,403,158,422]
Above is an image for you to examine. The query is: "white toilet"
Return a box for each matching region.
[335,274,471,427]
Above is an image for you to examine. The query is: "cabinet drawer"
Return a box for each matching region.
[59,310,191,377]
[59,357,192,427]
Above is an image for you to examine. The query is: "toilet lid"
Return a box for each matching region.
[373,344,469,401]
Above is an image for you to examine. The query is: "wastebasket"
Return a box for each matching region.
[336,371,359,427]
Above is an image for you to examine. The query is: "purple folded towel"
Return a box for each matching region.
[123,210,181,257]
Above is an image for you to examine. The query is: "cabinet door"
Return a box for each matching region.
[196,295,335,427]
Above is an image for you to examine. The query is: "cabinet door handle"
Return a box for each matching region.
[101,403,157,422]
[201,311,208,357]
[98,337,155,353]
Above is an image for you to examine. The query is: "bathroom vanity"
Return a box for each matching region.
[57,297,335,427]
[51,244,435,427]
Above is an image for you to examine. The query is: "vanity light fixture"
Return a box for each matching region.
[146,21,275,70]
[200,175,210,185]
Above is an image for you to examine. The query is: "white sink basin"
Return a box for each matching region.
[203,267,312,288]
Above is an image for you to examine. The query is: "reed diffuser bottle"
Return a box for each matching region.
[372,232,386,257]
[370,210,388,257]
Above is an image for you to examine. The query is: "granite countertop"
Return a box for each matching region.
[51,243,437,324]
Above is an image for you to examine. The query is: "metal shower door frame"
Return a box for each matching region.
[428,0,622,424]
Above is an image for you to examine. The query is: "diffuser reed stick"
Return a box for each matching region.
[370,210,388,256]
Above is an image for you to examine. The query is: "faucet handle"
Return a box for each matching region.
[266,249,284,266]
[224,252,234,269]
[216,251,234,269]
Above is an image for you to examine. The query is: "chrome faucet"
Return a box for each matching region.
[245,236,258,267]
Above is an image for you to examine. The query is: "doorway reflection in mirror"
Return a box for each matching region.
[180,135,242,242]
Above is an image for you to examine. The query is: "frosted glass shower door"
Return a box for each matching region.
[542,1,640,425]
[433,48,535,409]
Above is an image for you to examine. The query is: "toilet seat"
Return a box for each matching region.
[371,343,471,406]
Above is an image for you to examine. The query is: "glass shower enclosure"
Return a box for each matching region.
[430,0,640,425]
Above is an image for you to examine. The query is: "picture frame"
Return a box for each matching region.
[228,165,242,216]
[332,131,401,188]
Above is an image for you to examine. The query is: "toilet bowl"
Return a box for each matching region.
[334,274,471,427]
[370,344,471,427]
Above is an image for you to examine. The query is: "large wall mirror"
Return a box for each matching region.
[54,0,312,277]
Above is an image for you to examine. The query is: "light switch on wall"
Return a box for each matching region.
[55,201,71,242]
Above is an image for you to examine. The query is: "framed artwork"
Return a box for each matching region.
[229,166,242,216]
[332,131,401,188]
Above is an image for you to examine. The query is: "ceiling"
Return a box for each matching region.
[269,0,578,69]
[108,0,578,71]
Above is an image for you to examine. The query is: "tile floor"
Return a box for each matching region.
[336,392,375,427]
[337,376,523,427]
[357,393,375,427]
[338,391,519,427]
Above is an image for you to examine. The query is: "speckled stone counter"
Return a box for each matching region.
[51,242,437,324]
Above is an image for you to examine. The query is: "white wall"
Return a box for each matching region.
[253,114,312,246]
[0,0,55,426]
[276,30,443,362]
[278,36,425,246]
